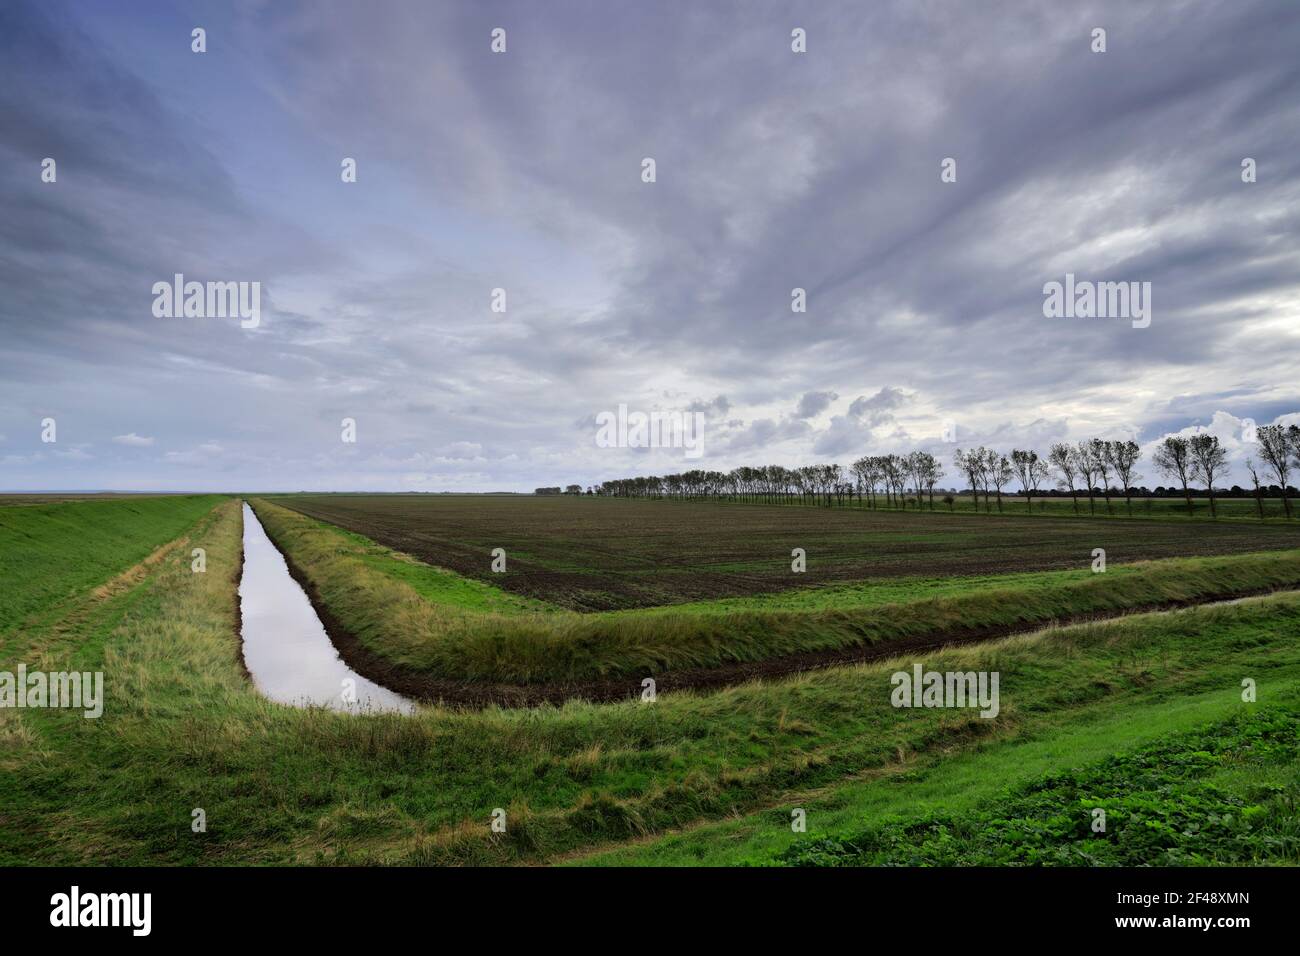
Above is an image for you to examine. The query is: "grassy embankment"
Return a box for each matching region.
[0,494,225,629]
[775,707,1300,866]
[578,701,1300,866]
[250,497,1300,684]
[3,495,1298,866]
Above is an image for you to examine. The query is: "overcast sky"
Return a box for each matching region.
[3,0,1299,492]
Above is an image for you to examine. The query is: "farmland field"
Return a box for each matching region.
[989,495,1299,520]
[3,495,1299,870]
[248,497,1300,695]
[275,494,1300,611]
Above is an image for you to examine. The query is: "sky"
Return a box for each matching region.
[2,0,1299,492]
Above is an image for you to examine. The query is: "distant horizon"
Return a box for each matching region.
[5,485,1297,497]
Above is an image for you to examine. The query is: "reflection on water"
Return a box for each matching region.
[238,502,415,714]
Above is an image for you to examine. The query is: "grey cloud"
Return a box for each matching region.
[687,395,732,417]
[3,0,1299,490]
[848,387,909,421]
[795,391,839,419]
[719,417,813,455]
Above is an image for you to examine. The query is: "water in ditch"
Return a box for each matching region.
[238,501,415,714]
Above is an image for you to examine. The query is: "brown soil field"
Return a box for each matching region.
[274,494,1300,611]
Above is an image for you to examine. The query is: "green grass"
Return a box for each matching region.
[776,707,1300,866]
[251,497,1300,684]
[0,494,225,631]
[327,521,556,615]
[576,690,1300,866]
[641,565,1160,615]
[3,495,1298,867]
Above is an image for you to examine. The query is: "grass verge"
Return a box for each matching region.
[0,494,224,633]
[776,707,1300,866]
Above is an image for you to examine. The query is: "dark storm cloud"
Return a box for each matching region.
[2,0,1299,490]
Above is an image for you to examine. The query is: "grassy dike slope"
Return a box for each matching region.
[578,700,1300,866]
[0,494,224,630]
[251,497,1300,685]
[2,497,1299,865]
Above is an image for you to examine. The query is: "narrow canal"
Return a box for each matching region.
[238,502,414,714]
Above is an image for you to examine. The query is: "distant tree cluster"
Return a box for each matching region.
[593,457,947,508]
[588,425,1300,518]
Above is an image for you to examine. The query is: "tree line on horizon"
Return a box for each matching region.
[571,424,1300,519]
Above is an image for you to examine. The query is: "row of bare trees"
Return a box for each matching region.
[590,424,1300,518]
[597,465,864,506]
[594,457,948,508]
[848,453,946,508]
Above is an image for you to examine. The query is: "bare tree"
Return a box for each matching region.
[1105,440,1143,516]
[1245,458,1266,519]
[1088,439,1114,514]
[870,456,888,507]
[1010,449,1041,511]
[1048,442,1080,514]
[987,451,1014,512]
[953,448,983,513]
[796,465,816,506]
[1291,425,1300,511]
[1029,454,1051,510]
[1257,424,1294,519]
[870,456,887,508]
[918,452,945,509]
[882,454,906,509]
[980,448,1000,512]
[902,451,943,509]
[1075,440,1101,514]
[904,451,926,506]
[1152,436,1194,516]
[891,455,909,507]
[850,457,871,508]
[1188,433,1227,517]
